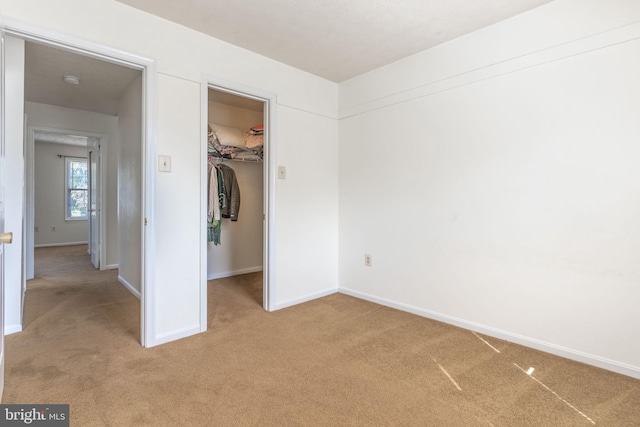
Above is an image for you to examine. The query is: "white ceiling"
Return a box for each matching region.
[115,0,553,82]
[25,41,141,116]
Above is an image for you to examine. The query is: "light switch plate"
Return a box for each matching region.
[158,155,172,172]
[278,166,286,180]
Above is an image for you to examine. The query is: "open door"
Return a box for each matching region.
[0,136,9,402]
[0,29,7,401]
[0,116,5,402]
[0,126,6,401]
[88,137,100,269]
[0,29,23,400]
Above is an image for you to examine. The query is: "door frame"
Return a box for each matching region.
[25,127,107,277]
[0,21,158,347]
[201,76,277,323]
[87,136,101,269]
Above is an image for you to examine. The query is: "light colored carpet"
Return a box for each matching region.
[3,245,639,426]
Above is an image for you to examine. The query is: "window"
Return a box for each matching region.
[65,157,88,220]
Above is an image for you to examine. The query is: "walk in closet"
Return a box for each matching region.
[207,87,265,307]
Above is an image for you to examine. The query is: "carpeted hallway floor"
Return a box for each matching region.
[3,245,640,426]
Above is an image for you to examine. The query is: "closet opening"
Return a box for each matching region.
[203,81,275,325]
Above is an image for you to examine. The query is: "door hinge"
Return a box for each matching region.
[144,218,148,226]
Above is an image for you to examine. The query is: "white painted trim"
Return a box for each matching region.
[118,275,141,300]
[34,241,88,248]
[0,16,154,71]
[339,21,640,119]
[199,80,209,334]
[4,324,22,336]
[264,94,278,313]
[104,264,119,270]
[201,75,278,327]
[1,18,157,349]
[276,96,338,121]
[96,135,107,271]
[142,61,157,348]
[339,287,640,380]
[25,126,34,280]
[274,288,338,311]
[207,267,263,281]
[153,325,202,346]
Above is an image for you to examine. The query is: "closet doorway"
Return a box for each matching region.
[202,80,276,323]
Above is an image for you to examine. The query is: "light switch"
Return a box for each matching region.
[158,155,172,172]
[278,166,286,180]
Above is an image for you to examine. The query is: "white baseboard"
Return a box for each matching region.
[339,287,640,380]
[4,324,22,335]
[34,241,88,248]
[104,264,119,270]
[118,275,141,300]
[150,325,202,347]
[274,287,339,311]
[207,266,263,280]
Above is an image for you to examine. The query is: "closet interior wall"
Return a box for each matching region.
[207,89,264,279]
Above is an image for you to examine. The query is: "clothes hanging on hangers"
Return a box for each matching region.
[219,164,240,221]
[207,160,240,245]
[208,163,221,223]
[207,162,222,245]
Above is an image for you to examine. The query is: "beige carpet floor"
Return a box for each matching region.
[3,245,640,426]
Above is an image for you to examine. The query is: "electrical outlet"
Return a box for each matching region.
[364,254,372,267]
[51,226,56,232]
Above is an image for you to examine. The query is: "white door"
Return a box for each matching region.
[0,30,10,400]
[0,135,5,401]
[0,133,9,401]
[0,29,7,396]
[88,138,100,269]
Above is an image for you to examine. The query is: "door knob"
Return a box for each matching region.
[0,232,13,244]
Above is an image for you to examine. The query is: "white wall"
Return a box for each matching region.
[207,101,264,278]
[117,74,142,294]
[25,102,120,267]
[275,105,339,307]
[4,36,25,334]
[339,0,640,378]
[154,73,202,337]
[0,0,337,344]
[34,141,88,246]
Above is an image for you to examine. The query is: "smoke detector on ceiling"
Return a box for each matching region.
[63,75,80,85]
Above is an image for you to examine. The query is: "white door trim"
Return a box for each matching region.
[201,75,278,326]
[88,136,101,269]
[0,19,157,348]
